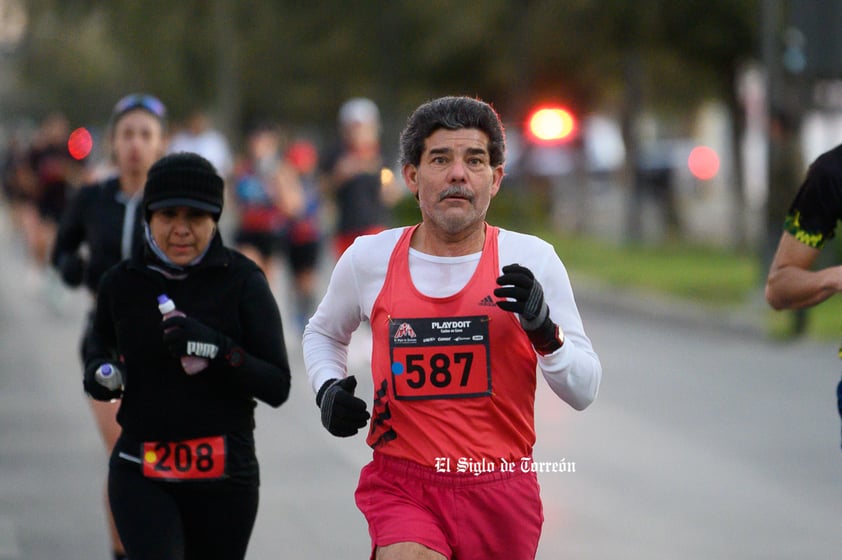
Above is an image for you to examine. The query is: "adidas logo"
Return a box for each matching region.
[478,295,496,306]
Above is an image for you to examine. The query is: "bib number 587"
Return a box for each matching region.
[392,347,490,400]
[404,352,473,389]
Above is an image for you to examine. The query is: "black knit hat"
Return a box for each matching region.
[143,152,224,221]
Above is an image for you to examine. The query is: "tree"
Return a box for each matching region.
[6,0,759,195]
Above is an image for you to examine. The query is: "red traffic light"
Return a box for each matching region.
[526,105,577,144]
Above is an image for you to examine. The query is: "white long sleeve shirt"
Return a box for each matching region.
[303,226,601,411]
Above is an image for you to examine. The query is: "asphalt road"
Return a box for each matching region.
[0,208,839,559]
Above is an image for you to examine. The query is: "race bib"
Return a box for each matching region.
[141,435,226,481]
[389,315,491,400]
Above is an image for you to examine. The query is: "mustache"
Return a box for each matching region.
[438,185,473,202]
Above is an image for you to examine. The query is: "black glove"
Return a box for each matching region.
[161,315,232,363]
[57,253,85,287]
[316,376,370,437]
[83,360,123,401]
[494,263,564,355]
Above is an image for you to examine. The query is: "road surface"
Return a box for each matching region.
[0,209,839,559]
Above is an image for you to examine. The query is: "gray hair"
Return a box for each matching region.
[398,96,506,168]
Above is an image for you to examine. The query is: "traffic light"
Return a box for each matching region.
[525,105,577,144]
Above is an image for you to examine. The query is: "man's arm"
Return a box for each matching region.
[536,260,602,411]
[302,244,365,394]
[302,242,374,437]
[765,231,842,310]
[498,231,602,410]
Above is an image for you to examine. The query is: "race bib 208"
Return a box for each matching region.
[141,435,226,481]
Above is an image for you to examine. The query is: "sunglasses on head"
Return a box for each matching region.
[112,94,167,120]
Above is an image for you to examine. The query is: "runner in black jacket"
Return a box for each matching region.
[50,93,167,560]
[84,152,291,560]
[52,94,168,299]
[52,177,145,292]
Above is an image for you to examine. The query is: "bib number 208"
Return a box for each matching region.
[142,435,226,481]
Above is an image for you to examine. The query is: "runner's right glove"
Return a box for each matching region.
[316,376,371,437]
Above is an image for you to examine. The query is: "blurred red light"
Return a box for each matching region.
[68,127,93,160]
[688,146,719,180]
[527,106,577,144]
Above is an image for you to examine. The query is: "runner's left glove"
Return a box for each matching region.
[161,315,232,363]
[316,376,371,437]
[494,263,564,355]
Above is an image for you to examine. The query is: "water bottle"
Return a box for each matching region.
[95,363,123,391]
[157,294,209,374]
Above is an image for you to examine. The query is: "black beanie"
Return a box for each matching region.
[143,152,224,221]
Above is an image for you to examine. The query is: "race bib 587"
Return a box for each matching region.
[389,315,491,400]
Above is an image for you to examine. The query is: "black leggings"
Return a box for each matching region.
[108,465,259,560]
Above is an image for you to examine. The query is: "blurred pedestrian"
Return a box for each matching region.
[303,96,602,559]
[84,152,291,559]
[765,139,842,451]
[18,112,82,275]
[319,97,400,257]
[0,127,31,232]
[231,121,299,287]
[280,138,324,331]
[50,92,168,560]
[167,109,234,180]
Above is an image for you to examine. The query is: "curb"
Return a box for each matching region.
[572,277,770,340]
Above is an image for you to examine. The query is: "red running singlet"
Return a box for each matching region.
[368,224,539,467]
